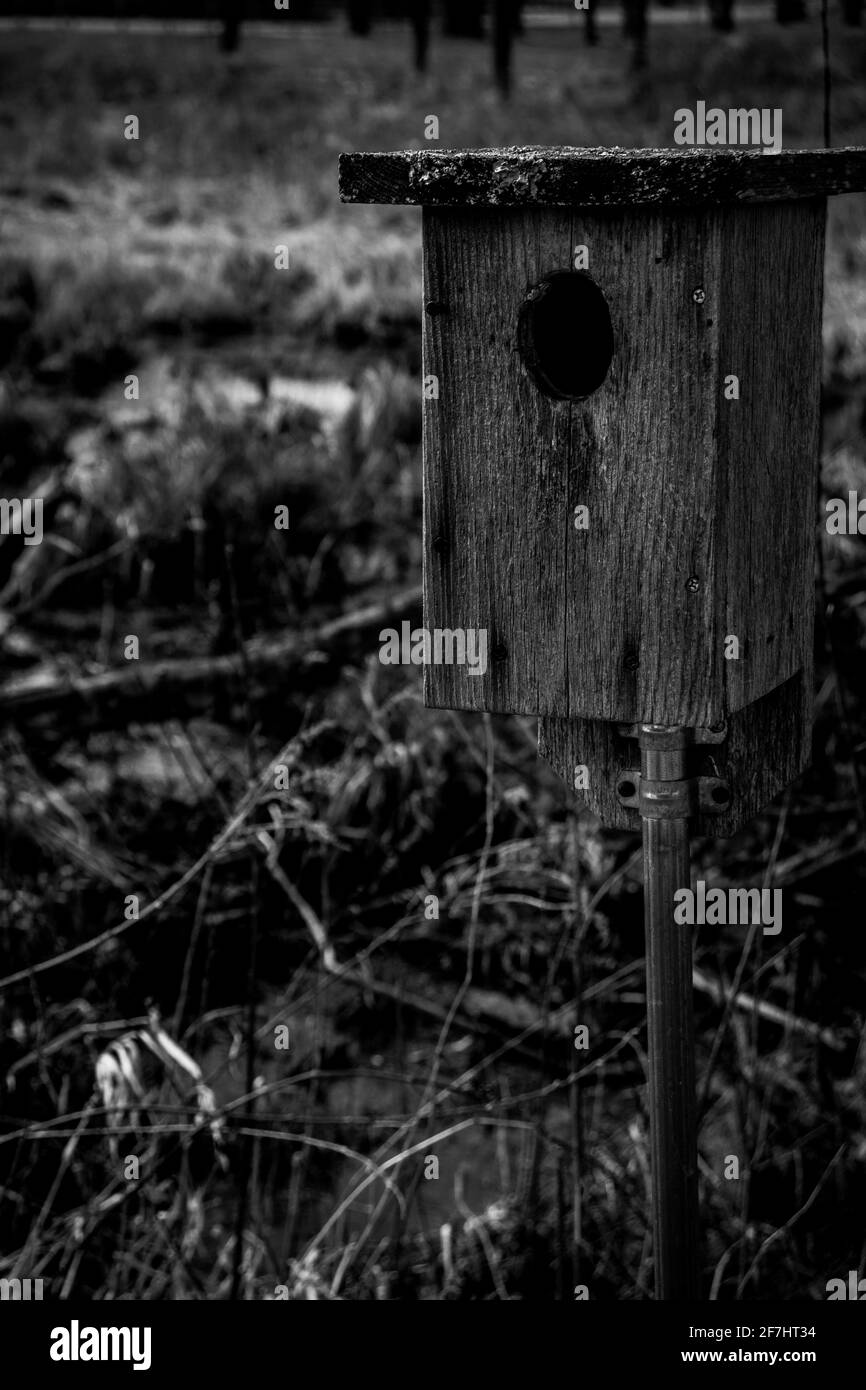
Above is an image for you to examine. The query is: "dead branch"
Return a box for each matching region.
[692,967,844,1050]
[0,585,421,739]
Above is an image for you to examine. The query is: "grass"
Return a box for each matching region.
[0,14,866,1300]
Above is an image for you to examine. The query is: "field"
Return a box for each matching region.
[1,11,866,1300]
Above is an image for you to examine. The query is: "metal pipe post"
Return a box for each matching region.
[638,725,699,1300]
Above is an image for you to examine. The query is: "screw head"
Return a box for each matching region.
[425,299,448,317]
[624,653,639,672]
[686,576,700,593]
[692,287,706,304]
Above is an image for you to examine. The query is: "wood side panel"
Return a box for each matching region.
[716,200,825,716]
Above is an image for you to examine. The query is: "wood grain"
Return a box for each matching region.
[340,146,866,208]
[715,200,824,714]
[422,202,823,727]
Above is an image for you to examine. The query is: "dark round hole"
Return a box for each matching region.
[517,270,614,401]
[618,779,636,799]
[711,784,730,805]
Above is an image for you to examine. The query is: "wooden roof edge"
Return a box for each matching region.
[339,145,866,207]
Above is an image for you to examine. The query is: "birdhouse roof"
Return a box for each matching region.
[339,145,866,208]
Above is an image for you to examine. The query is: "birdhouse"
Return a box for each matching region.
[339,147,866,834]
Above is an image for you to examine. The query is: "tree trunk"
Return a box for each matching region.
[412,0,432,71]
[219,1,243,53]
[584,0,599,46]
[709,0,736,29]
[623,0,648,68]
[775,0,806,21]
[442,0,485,38]
[348,0,373,37]
[493,0,518,97]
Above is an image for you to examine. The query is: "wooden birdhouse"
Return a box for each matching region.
[339,147,866,834]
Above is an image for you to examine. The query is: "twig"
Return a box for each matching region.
[734,1144,846,1297]
[229,855,260,1301]
[693,968,843,1051]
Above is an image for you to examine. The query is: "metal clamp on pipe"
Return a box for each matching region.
[615,726,731,819]
[636,775,698,819]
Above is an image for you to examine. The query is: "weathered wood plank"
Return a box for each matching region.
[537,668,812,837]
[715,200,824,715]
[422,205,578,718]
[340,146,866,208]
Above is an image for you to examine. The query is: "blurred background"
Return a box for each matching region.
[0,0,865,1301]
